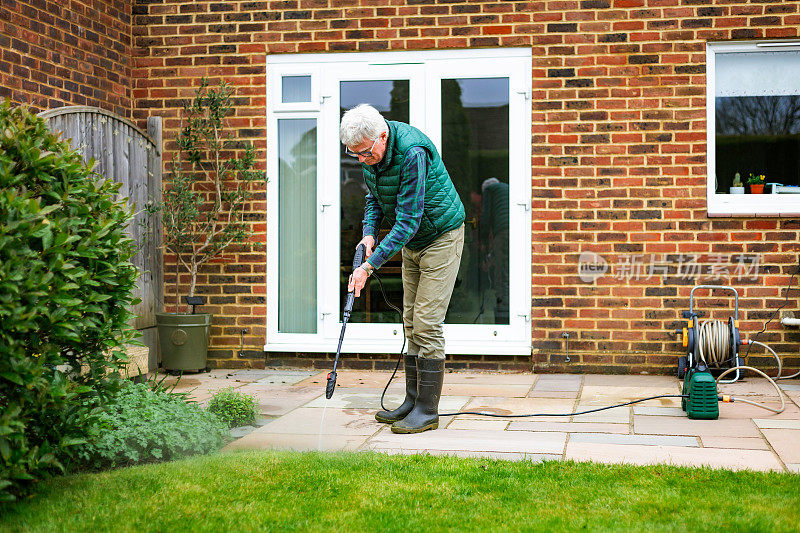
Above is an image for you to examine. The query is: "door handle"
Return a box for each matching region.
[466,217,477,229]
[516,202,529,212]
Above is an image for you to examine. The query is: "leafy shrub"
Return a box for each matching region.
[0,100,139,501]
[77,381,229,469]
[207,387,259,428]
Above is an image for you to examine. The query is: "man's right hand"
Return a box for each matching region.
[357,235,376,259]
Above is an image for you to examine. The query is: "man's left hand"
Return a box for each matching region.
[348,266,369,297]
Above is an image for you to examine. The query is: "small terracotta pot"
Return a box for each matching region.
[749,183,764,194]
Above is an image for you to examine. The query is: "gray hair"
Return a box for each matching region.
[340,104,388,147]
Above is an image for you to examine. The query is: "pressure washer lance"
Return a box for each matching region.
[326,243,367,399]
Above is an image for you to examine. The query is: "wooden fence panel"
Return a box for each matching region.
[40,107,163,372]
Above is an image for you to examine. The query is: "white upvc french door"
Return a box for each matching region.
[265,49,532,356]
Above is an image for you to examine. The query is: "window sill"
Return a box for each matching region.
[707,193,800,217]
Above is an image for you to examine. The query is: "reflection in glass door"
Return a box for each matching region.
[339,80,410,323]
[441,78,510,325]
[278,119,318,333]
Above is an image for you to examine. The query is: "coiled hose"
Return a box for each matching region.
[698,319,800,380]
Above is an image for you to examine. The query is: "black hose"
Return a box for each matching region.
[372,272,405,413]
[440,395,688,418]
[371,273,689,418]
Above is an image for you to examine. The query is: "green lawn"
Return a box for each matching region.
[2,450,799,532]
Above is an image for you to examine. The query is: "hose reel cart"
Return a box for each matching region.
[676,285,745,382]
[674,285,745,419]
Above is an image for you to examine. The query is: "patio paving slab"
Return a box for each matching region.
[583,375,678,387]
[444,418,510,431]
[718,378,789,398]
[753,418,800,429]
[442,383,532,397]
[295,371,405,389]
[633,406,686,417]
[459,397,576,418]
[232,385,323,416]
[536,374,583,382]
[568,433,699,447]
[718,401,800,420]
[532,380,582,392]
[571,405,630,424]
[365,429,567,455]
[259,407,382,436]
[305,391,469,412]
[254,370,320,385]
[700,436,771,450]
[565,442,783,472]
[225,431,369,452]
[760,429,800,464]
[579,386,681,406]
[443,372,538,386]
[507,421,630,434]
[527,390,580,399]
[634,416,761,438]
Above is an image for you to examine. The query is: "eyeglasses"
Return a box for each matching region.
[345,136,380,158]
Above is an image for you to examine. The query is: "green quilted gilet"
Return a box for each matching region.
[361,121,465,250]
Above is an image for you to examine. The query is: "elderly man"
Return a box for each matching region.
[341,104,465,434]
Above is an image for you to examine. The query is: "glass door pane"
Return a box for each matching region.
[278,119,317,333]
[339,80,410,323]
[441,78,510,325]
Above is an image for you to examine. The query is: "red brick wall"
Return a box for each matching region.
[10,0,788,374]
[130,1,271,367]
[530,0,800,374]
[0,0,133,117]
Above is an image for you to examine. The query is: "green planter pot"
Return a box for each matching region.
[156,312,211,372]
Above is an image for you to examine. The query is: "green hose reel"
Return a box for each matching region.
[674,285,746,420]
[675,285,745,382]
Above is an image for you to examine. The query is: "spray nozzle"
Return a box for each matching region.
[325,371,337,399]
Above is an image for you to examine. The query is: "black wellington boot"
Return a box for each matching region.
[375,354,417,423]
[391,357,444,434]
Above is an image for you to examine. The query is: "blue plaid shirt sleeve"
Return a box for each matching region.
[362,191,382,238]
[364,147,426,270]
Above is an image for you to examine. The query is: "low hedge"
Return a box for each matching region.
[77,381,229,470]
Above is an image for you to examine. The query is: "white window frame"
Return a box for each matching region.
[707,41,800,217]
[265,48,532,356]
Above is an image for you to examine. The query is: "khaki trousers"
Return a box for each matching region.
[401,224,465,360]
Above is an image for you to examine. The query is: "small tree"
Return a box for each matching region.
[163,79,264,312]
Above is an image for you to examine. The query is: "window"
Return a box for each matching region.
[708,41,800,216]
[282,76,312,103]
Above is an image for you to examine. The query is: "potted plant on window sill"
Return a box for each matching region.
[747,173,765,194]
[729,172,745,194]
[156,78,264,373]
